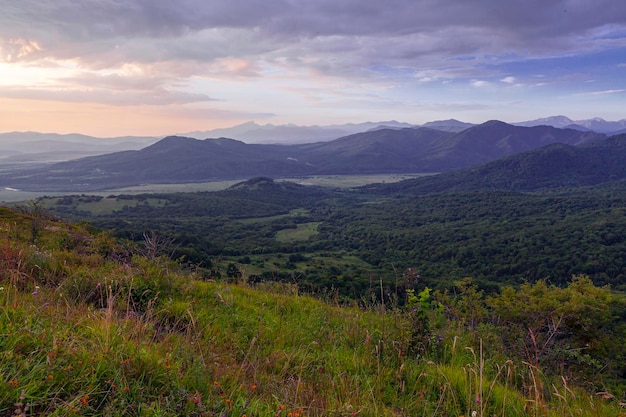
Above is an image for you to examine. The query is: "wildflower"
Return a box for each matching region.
[8,380,19,387]
[472,411,477,417]
[47,374,54,380]
[79,394,89,406]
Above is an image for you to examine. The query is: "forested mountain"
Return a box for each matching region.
[373,133,626,194]
[0,121,605,191]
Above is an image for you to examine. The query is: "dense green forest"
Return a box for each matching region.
[1,204,626,415]
[35,177,626,300]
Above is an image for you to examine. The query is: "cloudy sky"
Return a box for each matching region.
[1,0,625,137]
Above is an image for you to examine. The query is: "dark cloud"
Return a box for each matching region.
[2,0,625,108]
[4,0,626,60]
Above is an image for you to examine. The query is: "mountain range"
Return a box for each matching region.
[1,116,624,167]
[0,120,609,192]
[0,132,159,166]
[179,120,416,144]
[182,116,626,142]
[513,115,626,134]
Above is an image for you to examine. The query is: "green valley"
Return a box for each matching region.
[35,178,626,298]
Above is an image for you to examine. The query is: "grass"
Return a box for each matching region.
[0,206,625,416]
[275,222,320,243]
[237,209,311,225]
[39,196,168,215]
[279,174,434,188]
[0,174,429,204]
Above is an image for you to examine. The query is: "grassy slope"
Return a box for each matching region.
[0,207,623,416]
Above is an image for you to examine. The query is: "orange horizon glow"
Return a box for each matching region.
[0,97,241,137]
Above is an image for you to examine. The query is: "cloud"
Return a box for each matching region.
[587,89,625,95]
[4,0,626,72]
[0,84,216,106]
[0,38,43,61]
[2,0,626,131]
[472,80,490,88]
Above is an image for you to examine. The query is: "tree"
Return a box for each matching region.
[226,263,242,280]
[488,276,625,382]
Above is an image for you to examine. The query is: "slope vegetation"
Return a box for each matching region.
[375,133,626,194]
[1,206,625,415]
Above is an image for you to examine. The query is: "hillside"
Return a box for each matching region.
[419,120,602,170]
[374,133,626,194]
[0,122,605,192]
[289,127,452,173]
[1,206,625,415]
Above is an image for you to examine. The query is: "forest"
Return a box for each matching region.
[35,177,626,301]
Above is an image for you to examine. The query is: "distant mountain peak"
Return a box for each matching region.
[421,119,475,132]
[483,119,510,125]
[515,115,626,134]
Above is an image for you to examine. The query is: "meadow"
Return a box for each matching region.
[0,174,425,203]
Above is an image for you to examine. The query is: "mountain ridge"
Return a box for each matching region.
[371,133,626,194]
[0,121,607,192]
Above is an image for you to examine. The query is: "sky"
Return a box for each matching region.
[1,0,625,137]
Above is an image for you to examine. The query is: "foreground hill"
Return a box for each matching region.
[0,122,603,191]
[1,206,625,415]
